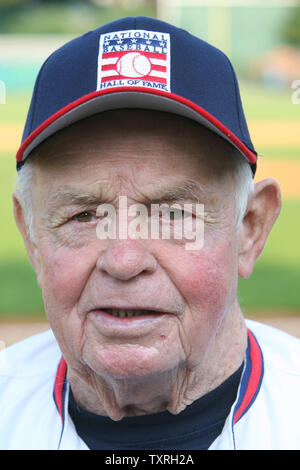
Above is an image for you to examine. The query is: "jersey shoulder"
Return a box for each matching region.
[0,329,61,379]
[0,330,63,450]
[245,318,300,375]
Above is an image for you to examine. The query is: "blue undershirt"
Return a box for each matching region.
[68,362,243,450]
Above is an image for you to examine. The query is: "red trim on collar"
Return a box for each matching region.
[54,357,67,422]
[233,329,263,425]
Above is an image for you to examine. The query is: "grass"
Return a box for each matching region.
[0,260,44,316]
[255,199,300,268]
[240,81,300,121]
[0,3,156,35]
[0,92,31,124]
[238,263,300,313]
[258,147,300,161]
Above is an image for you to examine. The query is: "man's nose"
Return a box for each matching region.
[96,239,158,281]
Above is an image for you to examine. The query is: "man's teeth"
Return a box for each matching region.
[104,308,154,318]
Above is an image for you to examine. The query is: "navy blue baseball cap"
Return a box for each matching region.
[16,16,257,174]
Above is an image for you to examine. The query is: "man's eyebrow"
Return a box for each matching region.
[46,186,107,209]
[145,179,206,204]
[45,179,206,210]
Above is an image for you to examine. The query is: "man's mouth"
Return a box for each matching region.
[101,308,162,318]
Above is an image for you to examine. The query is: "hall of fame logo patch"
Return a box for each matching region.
[97,29,171,92]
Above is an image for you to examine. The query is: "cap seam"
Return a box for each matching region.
[225,55,248,147]
[26,53,57,139]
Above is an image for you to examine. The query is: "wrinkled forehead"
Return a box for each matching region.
[30,109,239,176]
[25,110,242,219]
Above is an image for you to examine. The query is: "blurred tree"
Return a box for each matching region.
[0,0,28,5]
[0,0,156,33]
[281,5,300,47]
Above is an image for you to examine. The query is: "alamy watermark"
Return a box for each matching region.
[291,80,300,104]
[95,196,204,250]
[0,80,6,104]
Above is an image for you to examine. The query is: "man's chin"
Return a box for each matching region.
[84,343,171,380]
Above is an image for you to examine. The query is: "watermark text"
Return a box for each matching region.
[95,197,204,250]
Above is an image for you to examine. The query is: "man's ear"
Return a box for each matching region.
[238,178,282,279]
[12,192,42,287]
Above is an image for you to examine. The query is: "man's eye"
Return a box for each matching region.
[170,209,185,220]
[162,209,186,221]
[72,211,94,223]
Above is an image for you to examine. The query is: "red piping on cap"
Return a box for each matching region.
[16,87,257,165]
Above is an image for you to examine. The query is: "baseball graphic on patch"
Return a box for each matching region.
[116,52,151,78]
[97,29,171,91]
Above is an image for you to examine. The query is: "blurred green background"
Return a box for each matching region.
[0,0,299,319]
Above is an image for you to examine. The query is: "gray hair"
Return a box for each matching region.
[232,152,254,228]
[13,150,254,242]
[14,160,37,242]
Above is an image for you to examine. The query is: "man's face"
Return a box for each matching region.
[28,110,241,381]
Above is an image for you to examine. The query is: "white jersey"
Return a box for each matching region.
[0,319,299,450]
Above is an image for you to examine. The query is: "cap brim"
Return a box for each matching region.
[16,87,257,171]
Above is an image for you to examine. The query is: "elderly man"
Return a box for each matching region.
[1,17,299,451]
